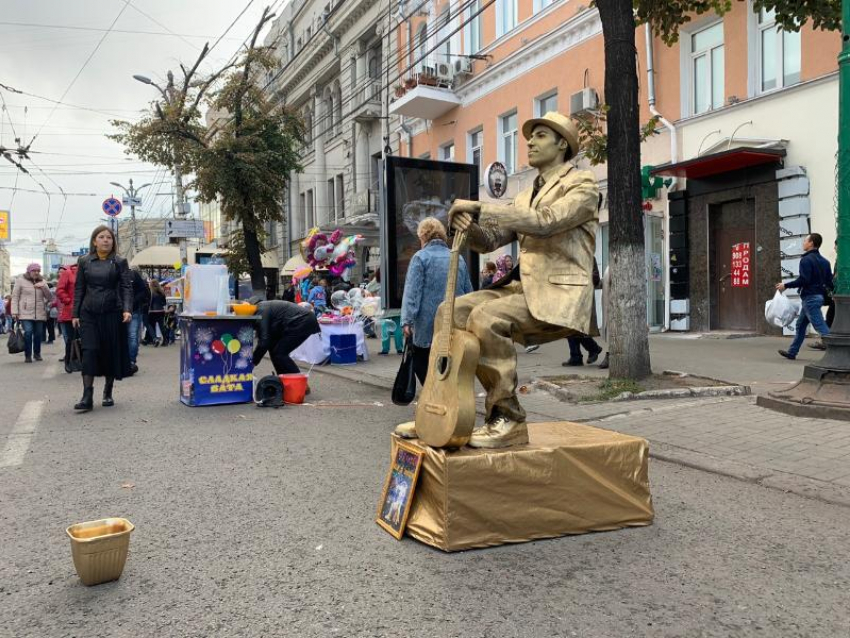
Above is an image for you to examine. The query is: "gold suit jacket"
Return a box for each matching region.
[469,163,599,333]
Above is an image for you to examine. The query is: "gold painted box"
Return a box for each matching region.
[399,421,654,552]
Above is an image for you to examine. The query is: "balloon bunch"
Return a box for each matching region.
[301,227,364,281]
[192,326,253,373]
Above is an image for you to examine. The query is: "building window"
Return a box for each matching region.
[440,143,455,162]
[536,91,558,117]
[336,174,345,218]
[533,0,557,13]
[463,0,482,54]
[500,111,518,175]
[495,0,517,38]
[306,189,314,228]
[416,23,429,71]
[327,178,336,222]
[757,7,801,92]
[690,22,724,114]
[469,128,483,183]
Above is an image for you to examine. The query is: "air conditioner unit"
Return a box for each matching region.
[435,62,453,82]
[453,58,473,76]
[570,88,599,115]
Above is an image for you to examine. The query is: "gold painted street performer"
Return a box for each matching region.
[396,111,599,449]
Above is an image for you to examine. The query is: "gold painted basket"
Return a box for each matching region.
[66,518,134,586]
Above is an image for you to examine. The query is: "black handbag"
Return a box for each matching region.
[391,336,417,406]
[68,337,84,372]
[7,324,24,355]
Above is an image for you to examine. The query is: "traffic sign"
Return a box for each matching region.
[165,219,205,238]
[102,197,123,217]
[122,196,142,207]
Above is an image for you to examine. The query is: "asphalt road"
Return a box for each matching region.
[0,341,848,638]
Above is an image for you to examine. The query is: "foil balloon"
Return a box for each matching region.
[360,298,380,317]
[330,290,350,310]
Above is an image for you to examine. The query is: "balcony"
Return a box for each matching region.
[352,78,382,124]
[389,72,460,121]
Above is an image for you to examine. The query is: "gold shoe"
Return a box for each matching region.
[468,416,529,449]
[393,421,418,439]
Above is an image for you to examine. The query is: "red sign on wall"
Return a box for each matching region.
[731,242,751,287]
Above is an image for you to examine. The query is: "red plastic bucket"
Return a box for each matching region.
[280,373,308,404]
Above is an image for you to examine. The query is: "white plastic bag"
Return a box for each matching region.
[764,291,800,328]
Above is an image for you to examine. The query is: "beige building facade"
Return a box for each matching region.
[385,0,839,333]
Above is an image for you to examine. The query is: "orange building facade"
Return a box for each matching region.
[389,0,840,333]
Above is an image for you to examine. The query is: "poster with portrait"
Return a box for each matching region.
[376,437,425,539]
[383,156,480,309]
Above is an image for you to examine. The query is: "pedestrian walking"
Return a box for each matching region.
[11,263,52,363]
[400,217,473,385]
[128,267,150,374]
[72,225,132,411]
[56,264,78,372]
[250,298,321,375]
[45,285,58,344]
[3,295,12,332]
[147,279,168,346]
[563,258,604,366]
[777,233,833,360]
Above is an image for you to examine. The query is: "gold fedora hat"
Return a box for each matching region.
[521,111,580,158]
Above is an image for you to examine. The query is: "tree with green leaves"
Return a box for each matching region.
[112,7,305,297]
[592,0,839,380]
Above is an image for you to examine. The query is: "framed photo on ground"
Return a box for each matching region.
[376,437,425,539]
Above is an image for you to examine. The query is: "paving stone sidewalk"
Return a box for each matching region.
[305,334,850,507]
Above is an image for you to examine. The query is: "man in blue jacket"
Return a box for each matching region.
[777,233,833,360]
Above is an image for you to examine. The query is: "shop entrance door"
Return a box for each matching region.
[710,200,757,331]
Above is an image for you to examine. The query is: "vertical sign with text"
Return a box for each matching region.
[731,242,751,288]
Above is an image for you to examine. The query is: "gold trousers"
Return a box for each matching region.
[434,281,575,423]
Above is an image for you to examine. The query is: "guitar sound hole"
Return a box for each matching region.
[437,356,449,375]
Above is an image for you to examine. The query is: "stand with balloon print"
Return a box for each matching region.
[179,315,259,406]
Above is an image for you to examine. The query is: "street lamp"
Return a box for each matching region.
[110,178,153,256]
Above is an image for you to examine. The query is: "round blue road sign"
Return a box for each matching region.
[102,197,123,217]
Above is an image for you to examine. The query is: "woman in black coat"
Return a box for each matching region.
[71,225,133,411]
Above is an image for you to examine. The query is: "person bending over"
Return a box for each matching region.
[250,297,321,375]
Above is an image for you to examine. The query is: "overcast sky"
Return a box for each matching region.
[0,0,274,274]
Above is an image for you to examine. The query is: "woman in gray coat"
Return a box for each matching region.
[11,263,52,362]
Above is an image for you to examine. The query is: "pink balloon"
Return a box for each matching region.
[211,340,226,355]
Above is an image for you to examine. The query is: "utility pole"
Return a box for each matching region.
[110,178,151,259]
[759,0,850,418]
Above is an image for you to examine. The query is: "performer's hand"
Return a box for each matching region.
[449,200,480,232]
[122,312,132,323]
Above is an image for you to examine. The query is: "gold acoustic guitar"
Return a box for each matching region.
[415,229,481,448]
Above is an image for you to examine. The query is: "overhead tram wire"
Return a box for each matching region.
[27,0,131,149]
[0,20,241,41]
[125,0,202,51]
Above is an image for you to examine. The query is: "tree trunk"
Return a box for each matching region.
[597,0,652,380]
[242,221,267,298]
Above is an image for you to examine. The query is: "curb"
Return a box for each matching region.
[312,363,849,509]
[532,378,751,403]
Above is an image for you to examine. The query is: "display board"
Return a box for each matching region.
[382,156,480,309]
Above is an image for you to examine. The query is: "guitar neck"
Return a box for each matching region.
[439,229,466,356]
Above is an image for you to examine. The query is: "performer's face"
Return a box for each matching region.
[527,125,568,169]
